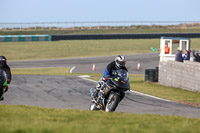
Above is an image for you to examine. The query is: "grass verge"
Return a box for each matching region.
[0,104,200,133]
[1,39,159,61]
[11,67,200,106]
[1,28,200,35]
[130,76,200,107]
[12,67,71,76]
[1,38,200,61]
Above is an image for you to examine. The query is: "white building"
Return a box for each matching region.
[159,37,190,62]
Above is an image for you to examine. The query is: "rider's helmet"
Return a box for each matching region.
[115,55,126,69]
[0,56,7,67]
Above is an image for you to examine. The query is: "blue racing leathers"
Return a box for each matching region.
[103,61,128,78]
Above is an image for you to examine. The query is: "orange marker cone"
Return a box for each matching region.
[137,62,141,70]
[92,64,96,71]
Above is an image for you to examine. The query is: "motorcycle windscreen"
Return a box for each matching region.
[0,70,7,86]
[111,69,130,89]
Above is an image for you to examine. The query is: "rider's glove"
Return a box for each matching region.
[5,85,8,92]
[102,77,107,82]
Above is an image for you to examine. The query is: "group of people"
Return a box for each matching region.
[175,49,200,62]
[0,56,12,101]
[175,50,191,62]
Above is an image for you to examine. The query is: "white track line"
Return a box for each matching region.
[78,75,171,102]
[70,66,76,73]
[130,90,171,102]
[78,75,97,83]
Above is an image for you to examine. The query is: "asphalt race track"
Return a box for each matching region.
[1,54,200,118]
[1,75,200,118]
[8,53,160,74]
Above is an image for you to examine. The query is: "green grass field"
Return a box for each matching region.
[0,104,200,133]
[1,38,200,61]
[1,39,159,61]
[12,67,71,76]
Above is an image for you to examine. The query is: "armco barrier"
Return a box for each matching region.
[0,35,51,42]
[51,33,200,41]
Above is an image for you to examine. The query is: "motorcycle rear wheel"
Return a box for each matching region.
[105,94,120,112]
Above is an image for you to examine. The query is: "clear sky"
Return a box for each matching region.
[0,0,200,23]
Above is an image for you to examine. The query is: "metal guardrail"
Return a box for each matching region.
[0,21,200,31]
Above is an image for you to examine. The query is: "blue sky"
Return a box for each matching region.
[0,0,200,23]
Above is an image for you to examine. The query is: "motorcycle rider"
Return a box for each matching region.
[92,55,128,102]
[0,56,12,100]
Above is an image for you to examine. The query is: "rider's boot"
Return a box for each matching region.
[91,81,102,103]
[5,85,8,92]
[91,79,105,103]
[91,89,99,103]
[0,97,4,101]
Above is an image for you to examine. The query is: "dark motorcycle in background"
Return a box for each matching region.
[0,70,8,101]
[89,69,130,112]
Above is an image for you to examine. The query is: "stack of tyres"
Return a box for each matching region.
[145,68,158,82]
[145,69,149,81]
[148,69,156,82]
[154,67,159,82]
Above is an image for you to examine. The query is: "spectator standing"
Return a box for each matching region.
[183,50,191,61]
[165,44,170,54]
[175,50,183,62]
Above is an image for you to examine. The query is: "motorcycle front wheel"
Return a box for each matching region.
[105,93,120,112]
[89,102,99,111]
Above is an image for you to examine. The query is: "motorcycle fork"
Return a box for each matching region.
[106,92,120,105]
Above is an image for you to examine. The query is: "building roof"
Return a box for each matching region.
[161,36,190,40]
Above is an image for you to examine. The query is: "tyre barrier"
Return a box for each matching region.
[145,67,159,82]
[0,35,51,42]
[52,33,200,41]
[1,33,200,42]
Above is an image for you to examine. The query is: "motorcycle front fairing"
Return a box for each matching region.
[101,69,130,102]
[0,70,7,87]
[0,70,7,99]
[110,69,130,90]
